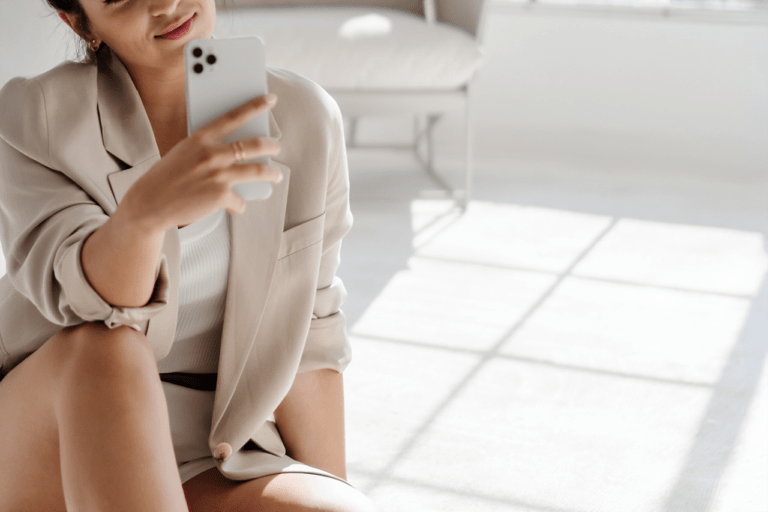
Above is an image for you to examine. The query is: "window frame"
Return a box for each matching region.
[491,0,768,25]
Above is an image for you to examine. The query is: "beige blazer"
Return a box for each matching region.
[0,46,353,480]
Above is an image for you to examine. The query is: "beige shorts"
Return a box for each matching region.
[161,381,219,484]
[160,380,352,487]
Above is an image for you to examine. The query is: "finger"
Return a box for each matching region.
[202,137,280,169]
[224,163,283,185]
[227,191,247,215]
[227,137,281,165]
[196,93,277,142]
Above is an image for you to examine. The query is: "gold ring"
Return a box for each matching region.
[232,140,246,162]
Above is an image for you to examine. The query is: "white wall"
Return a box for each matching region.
[1,1,766,177]
[470,9,768,177]
[357,7,768,178]
[0,0,74,85]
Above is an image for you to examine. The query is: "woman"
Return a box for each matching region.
[0,0,378,510]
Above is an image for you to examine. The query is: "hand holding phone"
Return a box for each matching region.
[123,94,282,234]
[122,36,280,232]
[185,36,274,202]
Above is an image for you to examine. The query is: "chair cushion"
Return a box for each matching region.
[213,7,484,90]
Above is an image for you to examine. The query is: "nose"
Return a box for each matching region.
[149,0,182,17]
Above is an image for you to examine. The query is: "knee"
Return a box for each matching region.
[57,322,158,386]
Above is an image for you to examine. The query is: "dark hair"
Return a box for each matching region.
[44,0,101,65]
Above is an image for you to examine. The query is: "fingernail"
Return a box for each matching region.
[266,93,277,104]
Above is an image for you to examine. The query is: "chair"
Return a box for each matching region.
[214,0,490,211]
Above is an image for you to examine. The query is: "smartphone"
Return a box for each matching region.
[184,36,272,201]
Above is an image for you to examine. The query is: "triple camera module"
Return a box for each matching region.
[191,46,217,74]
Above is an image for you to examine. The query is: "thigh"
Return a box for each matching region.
[0,326,77,512]
[0,323,154,512]
[184,467,381,512]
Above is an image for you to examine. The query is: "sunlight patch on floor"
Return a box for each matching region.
[350,257,557,351]
[501,277,752,383]
[573,218,768,296]
[412,200,614,272]
[345,197,768,512]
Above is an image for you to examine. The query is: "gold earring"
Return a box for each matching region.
[89,39,101,52]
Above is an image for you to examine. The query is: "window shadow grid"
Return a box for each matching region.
[355,216,622,500]
[352,209,767,511]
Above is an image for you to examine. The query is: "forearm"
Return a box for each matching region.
[273,368,347,480]
[81,201,166,309]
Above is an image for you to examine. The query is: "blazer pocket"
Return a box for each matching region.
[278,212,326,260]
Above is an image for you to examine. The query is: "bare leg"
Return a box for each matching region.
[184,469,382,512]
[0,322,188,512]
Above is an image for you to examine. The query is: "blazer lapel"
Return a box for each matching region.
[97,48,159,167]
[210,162,290,447]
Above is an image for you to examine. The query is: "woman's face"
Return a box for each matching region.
[75,0,216,70]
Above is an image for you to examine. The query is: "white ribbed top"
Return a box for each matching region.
[156,209,230,374]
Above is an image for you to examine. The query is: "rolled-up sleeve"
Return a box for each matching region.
[0,78,169,330]
[296,93,354,375]
[55,236,170,330]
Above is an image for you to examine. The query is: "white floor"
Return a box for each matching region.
[338,147,768,512]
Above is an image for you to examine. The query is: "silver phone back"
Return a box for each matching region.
[184,36,272,200]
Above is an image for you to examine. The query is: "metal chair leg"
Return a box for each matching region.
[346,116,359,148]
[350,109,470,213]
[413,114,454,193]
[461,90,473,212]
[425,113,437,177]
[413,114,422,158]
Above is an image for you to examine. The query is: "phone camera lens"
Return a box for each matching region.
[193,63,204,74]
[192,47,203,58]
[207,54,217,65]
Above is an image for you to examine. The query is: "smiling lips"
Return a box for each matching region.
[157,13,195,40]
